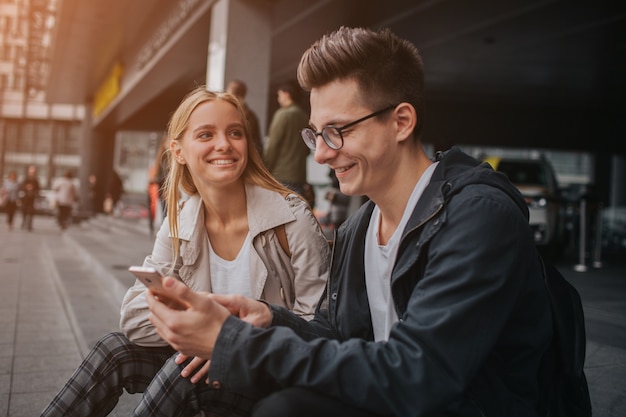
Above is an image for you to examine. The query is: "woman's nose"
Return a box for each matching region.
[214,132,232,150]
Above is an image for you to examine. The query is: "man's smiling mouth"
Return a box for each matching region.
[335,164,355,174]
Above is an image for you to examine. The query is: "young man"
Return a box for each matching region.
[226,79,263,157]
[263,80,311,201]
[147,27,553,417]
[19,164,40,231]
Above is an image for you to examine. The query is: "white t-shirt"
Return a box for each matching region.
[209,232,253,298]
[365,162,438,341]
[54,177,77,206]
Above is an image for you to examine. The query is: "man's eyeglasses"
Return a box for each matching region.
[300,104,397,151]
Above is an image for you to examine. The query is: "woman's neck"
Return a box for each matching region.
[200,181,247,227]
[200,182,249,260]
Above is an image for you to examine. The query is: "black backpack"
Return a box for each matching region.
[539,259,592,417]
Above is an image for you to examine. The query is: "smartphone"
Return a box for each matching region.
[128,266,187,310]
[128,265,164,290]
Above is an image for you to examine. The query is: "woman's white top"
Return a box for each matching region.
[209,232,253,298]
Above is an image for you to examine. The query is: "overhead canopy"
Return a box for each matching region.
[45,0,626,152]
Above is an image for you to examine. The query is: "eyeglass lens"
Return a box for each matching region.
[301,127,342,151]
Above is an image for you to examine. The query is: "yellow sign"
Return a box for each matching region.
[93,63,123,118]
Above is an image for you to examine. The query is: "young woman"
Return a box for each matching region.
[40,87,330,417]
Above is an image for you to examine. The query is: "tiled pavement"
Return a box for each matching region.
[0,215,153,416]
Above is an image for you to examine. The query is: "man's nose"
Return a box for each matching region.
[313,135,336,165]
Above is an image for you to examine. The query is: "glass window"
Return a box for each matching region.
[1,16,12,36]
[0,43,10,60]
[36,122,52,153]
[12,72,24,90]
[56,122,81,154]
[19,121,36,152]
[5,121,19,151]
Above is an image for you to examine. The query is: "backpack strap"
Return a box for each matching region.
[275,224,291,257]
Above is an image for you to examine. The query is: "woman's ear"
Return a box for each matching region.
[170,140,185,165]
[394,103,417,143]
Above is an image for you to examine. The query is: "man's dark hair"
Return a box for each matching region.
[297,26,424,139]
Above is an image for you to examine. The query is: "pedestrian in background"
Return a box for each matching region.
[19,165,40,231]
[264,79,313,206]
[104,169,124,215]
[148,136,169,234]
[1,171,19,230]
[226,79,263,157]
[87,174,99,216]
[53,169,78,229]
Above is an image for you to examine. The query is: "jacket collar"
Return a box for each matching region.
[174,183,296,242]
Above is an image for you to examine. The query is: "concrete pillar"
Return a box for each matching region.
[87,128,117,214]
[206,0,272,135]
[78,103,94,214]
[610,155,626,207]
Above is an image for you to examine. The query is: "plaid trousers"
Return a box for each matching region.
[39,332,255,417]
[40,332,174,416]
[134,355,255,417]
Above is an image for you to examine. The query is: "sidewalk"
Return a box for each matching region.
[0,215,153,416]
[1,214,625,416]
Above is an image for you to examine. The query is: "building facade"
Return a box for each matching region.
[0,0,84,191]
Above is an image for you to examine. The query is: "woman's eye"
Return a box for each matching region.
[229,129,245,138]
[197,131,213,140]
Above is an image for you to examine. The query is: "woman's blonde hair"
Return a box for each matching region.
[164,86,294,260]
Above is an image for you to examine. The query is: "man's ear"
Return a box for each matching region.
[395,103,417,143]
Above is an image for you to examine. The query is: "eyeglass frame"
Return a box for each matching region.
[300,104,398,151]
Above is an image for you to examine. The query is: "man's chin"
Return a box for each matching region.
[338,184,360,197]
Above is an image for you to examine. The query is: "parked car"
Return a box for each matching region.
[485,155,567,257]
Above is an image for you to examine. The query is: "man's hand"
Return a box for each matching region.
[211,293,273,328]
[147,277,230,358]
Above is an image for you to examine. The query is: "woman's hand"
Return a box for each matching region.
[176,353,211,384]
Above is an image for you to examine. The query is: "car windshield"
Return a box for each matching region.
[497,161,546,186]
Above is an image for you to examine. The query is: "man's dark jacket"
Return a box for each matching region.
[209,147,553,416]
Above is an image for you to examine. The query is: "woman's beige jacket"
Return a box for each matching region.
[120,184,330,347]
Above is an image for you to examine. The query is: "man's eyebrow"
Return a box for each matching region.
[308,118,343,130]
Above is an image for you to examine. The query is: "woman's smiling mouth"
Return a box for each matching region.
[210,159,236,165]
